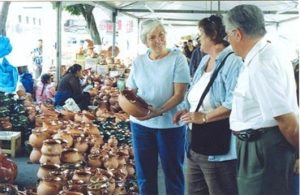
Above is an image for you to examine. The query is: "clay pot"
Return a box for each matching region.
[61,148,82,164]
[74,113,83,123]
[108,136,118,147]
[72,169,91,183]
[87,154,102,168]
[59,191,84,195]
[0,154,17,183]
[53,131,73,148]
[118,89,149,117]
[41,139,62,156]
[41,103,55,114]
[61,110,75,121]
[67,179,85,193]
[37,176,62,195]
[29,129,49,148]
[82,111,95,123]
[73,137,89,153]
[89,134,104,147]
[83,124,99,135]
[37,163,60,179]
[40,154,61,165]
[29,148,42,163]
[103,154,119,170]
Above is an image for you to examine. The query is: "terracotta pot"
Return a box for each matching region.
[103,154,119,170]
[61,110,75,121]
[29,148,42,163]
[29,129,49,148]
[73,137,89,153]
[83,124,99,135]
[41,139,63,156]
[72,169,91,183]
[67,179,85,193]
[53,131,73,148]
[59,191,84,195]
[108,136,118,147]
[0,154,17,183]
[37,176,62,195]
[61,148,82,164]
[118,89,149,117]
[40,154,61,165]
[87,154,102,168]
[37,163,60,179]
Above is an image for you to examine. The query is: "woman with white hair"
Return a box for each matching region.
[126,19,190,195]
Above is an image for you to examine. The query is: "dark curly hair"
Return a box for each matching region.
[198,15,229,47]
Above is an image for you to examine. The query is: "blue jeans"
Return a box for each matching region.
[131,122,186,195]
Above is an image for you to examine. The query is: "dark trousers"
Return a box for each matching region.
[187,150,238,195]
[236,126,295,195]
[130,122,186,195]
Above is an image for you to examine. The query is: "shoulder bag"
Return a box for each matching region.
[191,52,233,155]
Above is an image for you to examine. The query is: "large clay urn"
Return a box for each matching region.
[0,153,17,183]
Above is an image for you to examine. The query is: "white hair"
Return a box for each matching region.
[140,19,166,45]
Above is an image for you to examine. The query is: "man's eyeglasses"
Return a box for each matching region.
[224,29,237,41]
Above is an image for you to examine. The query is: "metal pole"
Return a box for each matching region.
[112,11,117,59]
[56,1,62,83]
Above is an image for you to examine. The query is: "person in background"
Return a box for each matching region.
[126,19,190,195]
[54,64,91,110]
[31,39,43,79]
[35,73,55,104]
[224,4,298,195]
[174,15,242,195]
[183,39,196,62]
[189,37,206,77]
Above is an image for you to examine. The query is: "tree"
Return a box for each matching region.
[64,4,101,45]
[0,2,11,36]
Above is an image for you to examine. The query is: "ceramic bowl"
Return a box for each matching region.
[118,89,149,117]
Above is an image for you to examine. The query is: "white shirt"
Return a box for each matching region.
[188,70,213,129]
[230,38,299,131]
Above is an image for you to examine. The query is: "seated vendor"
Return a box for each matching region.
[54,64,91,110]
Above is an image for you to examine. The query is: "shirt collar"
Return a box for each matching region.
[244,36,269,67]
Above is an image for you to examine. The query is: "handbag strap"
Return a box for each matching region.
[195,52,233,112]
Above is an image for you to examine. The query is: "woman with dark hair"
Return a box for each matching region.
[35,73,55,104]
[54,64,90,110]
[174,15,242,195]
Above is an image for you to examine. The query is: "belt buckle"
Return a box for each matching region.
[237,129,261,141]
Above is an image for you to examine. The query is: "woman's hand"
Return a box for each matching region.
[173,110,188,125]
[180,111,206,124]
[135,106,162,121]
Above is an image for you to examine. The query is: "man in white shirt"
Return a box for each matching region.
[224,4,299,195]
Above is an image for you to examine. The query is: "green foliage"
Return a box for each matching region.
[65,4,82,16]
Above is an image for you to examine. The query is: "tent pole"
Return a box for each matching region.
[56,1,62,83]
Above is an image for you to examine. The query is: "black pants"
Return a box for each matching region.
[74,92,90,111]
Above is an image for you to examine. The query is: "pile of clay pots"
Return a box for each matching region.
[27,103,138,195]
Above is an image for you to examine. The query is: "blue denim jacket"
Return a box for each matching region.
[186,46,243,161]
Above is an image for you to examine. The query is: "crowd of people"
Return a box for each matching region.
[13,3,298,195]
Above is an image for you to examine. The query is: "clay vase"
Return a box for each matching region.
[37,163,60,179]
[41,139,63,156]
[29,148,42,163]
[0,153,17,183]
[108,136,118,147]
[29,129,49,148]
[73,137,89,153]
[72,169,91,183]
[37,176,62,195]
[87,154,102,168]
[39,154,61,165]
[61,148,82,164]
[53,131,73,148]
